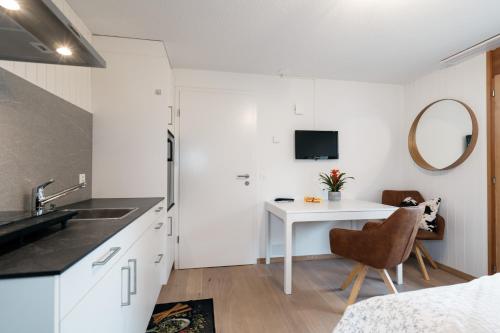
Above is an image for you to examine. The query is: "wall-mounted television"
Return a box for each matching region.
[295,130,338,160]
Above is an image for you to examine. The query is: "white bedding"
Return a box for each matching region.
[334,273,500,333]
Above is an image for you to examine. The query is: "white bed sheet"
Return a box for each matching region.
[334,273,500,333]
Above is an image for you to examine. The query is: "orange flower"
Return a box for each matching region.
[331,169,340,181]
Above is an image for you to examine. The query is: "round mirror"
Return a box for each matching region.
[408,99,478,171]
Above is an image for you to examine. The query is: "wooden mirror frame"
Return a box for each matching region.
[408,99,479,171]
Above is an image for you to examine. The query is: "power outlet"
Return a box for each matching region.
[79,174,86,184]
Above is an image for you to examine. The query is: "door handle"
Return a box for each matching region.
[236,174,250,179]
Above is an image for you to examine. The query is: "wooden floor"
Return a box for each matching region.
[157,258,466,333]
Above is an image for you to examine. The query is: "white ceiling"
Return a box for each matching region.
[68,0,500,83]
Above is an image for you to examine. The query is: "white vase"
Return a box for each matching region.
[328,191,341,201]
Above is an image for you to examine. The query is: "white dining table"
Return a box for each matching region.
[265,199,400,294]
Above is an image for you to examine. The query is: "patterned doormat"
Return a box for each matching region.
[146,298,216,333]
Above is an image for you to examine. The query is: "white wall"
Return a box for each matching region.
[0,0,92,111]
[91,36,174,198]
[174,69,406,258]
[403,54,488,277]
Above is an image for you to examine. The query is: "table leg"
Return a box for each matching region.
[284,220,293,294]
[265,211,271,265]
[396,263,403,285]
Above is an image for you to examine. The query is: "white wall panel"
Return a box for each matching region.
[0,0,93,112]
[403,54,487,277]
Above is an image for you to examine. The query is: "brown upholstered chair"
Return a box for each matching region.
[329,207,423,305]
[382,190,445,280]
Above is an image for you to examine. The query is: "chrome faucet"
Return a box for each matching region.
[32,179,86,216]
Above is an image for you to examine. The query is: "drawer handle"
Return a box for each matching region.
[168,216,173,236]
[92,247,121,267]
[154,222,164,230]
[121,266,131,306]
[155,207,164,212]
[155,254,164,264]
[128,259,137,295]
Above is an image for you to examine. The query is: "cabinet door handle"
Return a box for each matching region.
[168,216,173,236]
[155,206,164,213]
[155,254,164,264]
[128,259,137,295]
[168,106,173,125]
[121,266,131,306]
[155,222,164,230]
[92,247,121,267]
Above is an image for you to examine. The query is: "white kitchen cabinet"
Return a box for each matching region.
[91,36,173,199]
[153,216,168,285]
[0,200,171,333]
[60,254,129,333]
[123,227,156,333]
[62,203,167,333]
[62,202,167,333]
[59,210,152,318]
[166,212,176,276]
[167,59,175,134]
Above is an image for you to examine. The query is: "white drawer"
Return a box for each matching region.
[59,201,164,319]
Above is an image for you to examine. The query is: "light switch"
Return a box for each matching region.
[272,136,280,144]
[294,104,303,115]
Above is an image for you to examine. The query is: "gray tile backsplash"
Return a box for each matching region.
[0,68,92,211]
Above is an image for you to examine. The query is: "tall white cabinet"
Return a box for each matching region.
[91,36,175,200]
[91,36,176,276]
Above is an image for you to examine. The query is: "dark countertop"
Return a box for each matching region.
[0,197,163,279]
[0,211,34,225]
[0,210,78,245]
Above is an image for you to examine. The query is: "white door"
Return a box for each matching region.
[179,88,257,268]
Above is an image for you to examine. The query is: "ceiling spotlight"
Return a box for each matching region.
[56,46,72,56]
[0,0,20,10]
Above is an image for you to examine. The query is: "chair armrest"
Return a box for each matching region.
[362,221,382,231]
[435,215,445,240]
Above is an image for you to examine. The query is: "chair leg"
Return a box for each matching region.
[340,262,364,290]
[347,265,368,305]
[414,244,430,280]
[377,269,398,294]
[416,240,438,269]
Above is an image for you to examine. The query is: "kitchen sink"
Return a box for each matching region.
[64,208,138,220]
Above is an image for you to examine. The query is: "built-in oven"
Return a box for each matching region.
[167,130,175,211]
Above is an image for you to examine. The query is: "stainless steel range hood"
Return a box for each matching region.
[0,0,105,67]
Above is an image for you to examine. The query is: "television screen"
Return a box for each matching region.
[295,130,338,160]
